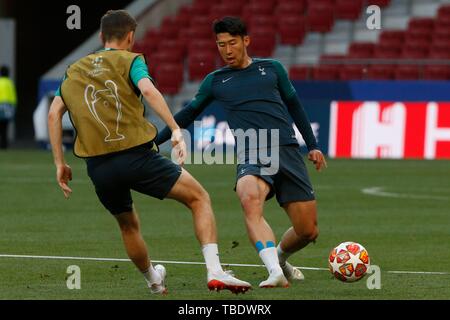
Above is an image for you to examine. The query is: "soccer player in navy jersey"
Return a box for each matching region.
[156,17,327,288]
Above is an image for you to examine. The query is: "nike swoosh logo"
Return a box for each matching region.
[222,77,233,83]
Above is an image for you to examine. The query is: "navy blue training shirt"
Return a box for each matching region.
[156,58,318,151]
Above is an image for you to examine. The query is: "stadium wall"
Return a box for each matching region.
[183,81,450,160]
[33,79,450,160]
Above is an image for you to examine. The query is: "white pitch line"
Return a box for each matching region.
[1,254,449,275]
[361,186,449,201]
[0,254,326,271]
[0,254,130,262]
[386,270,450,275]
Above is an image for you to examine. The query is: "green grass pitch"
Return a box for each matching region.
[0,150,449,300]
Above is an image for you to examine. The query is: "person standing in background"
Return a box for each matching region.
[0,65,17,149]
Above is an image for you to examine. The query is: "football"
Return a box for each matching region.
[329,241,370,282]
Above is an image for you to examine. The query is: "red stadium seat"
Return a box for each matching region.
[187,39,217,56]
[143,29,161,44]
[226,0,248,5]
[434,17,450,32]
[154,64,184,95]
[158,27,178,39]
[289,65,311,80]
[192,0,210,6]
[173,12,191,28]
[437,4,450,20]
[366,65,395,80]
[161,16,181,30]
[133,41,157,58]
[348,42,376,58]
[248,0,277,6]
[242,2,274,17]
[277,15,307,45]
[150,50,183,64]
[339,65,367,80]
[320,54,346,64]
[147,50,184,76]
[157,40,186,59]
[248,28,276,57]
[307,5,335,33]
[307,0,335,7]
[311,65,340,81]
[394,65,421,80]
[429,40,450,56]
[189,16,214,29]
[158,23,180,38]
[178,3,211,25]
[335,0,364,21]
[189,2,211,15]
[178,27,214,42]
[188,52,217,81]
[423,65,450,80]
[178,5,193,16]
[431,38,450,48]
[246,15,277,32]
[275,0,307,16]
[378,30,406,45]
[433,22,450,34]
[408,18,435,32]
[209,3,242,20]
[431,29,450,43]
[404,29,432,44]
[401,42,430,59]
[366,0,391,8]
[373,43,402,59]
[428,42,450,59]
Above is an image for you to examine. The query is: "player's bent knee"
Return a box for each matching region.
[292,223,319,243]
[191,182,210,201]
[116,214,140,234]
[118,220,140,234]
[187,186,211,210]
[198,187,211,203]
[238,190,263,209]
[302,227,319,243]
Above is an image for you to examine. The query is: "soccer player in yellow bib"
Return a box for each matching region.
[48,10,251,295]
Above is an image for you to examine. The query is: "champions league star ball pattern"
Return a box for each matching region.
[329,242,370,282]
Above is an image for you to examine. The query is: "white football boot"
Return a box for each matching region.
[259,271,289,288]
[149,264,168,295]
[207,271,252,294]
[281,262,305,282]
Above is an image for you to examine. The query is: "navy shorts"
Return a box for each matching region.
[86,142,182,215]
[236,145,315,206]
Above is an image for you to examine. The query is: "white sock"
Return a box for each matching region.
[142,264,161,286]
[202,243,223,276]
[277,243,293,267]
[259,247,283,275]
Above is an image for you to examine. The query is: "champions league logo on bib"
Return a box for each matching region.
[88,56,111,77]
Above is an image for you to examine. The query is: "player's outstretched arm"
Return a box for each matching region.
[154,103,203,146]
[155,74,214,145]
[138,78,186,165]
[287,96,327,172]
[48,96,72,198]
[138,78,180,132]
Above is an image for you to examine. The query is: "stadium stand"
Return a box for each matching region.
[130,0,450,97]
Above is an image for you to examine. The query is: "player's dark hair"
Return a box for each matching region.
[0,65,9,77]
[100,10,137,43]
[213,16,247,37]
